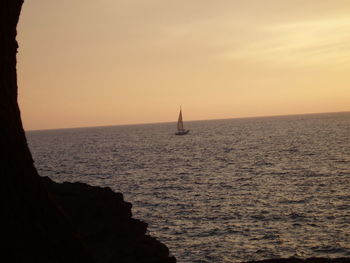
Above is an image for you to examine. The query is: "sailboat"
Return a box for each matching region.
[175,107,190,135]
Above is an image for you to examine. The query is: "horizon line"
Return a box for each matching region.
[25,110,350,132]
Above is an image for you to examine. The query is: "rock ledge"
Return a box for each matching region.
[42,176,176,263]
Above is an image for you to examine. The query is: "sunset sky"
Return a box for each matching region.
[17,0,350,130]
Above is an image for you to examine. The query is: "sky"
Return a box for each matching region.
[17,0,350,130]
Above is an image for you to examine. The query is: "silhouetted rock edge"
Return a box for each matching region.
[1,0,175,262]
[42,176,176,263]
[246,257,350,263]
[1,0,348,262]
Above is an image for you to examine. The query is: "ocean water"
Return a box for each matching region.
[27,112,350,263]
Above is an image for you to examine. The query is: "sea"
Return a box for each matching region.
[26,112,350,263]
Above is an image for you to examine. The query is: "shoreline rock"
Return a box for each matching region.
[246,257,350,263]
[41,176,176,263]
[1,1,348,262]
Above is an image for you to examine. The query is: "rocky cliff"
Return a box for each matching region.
[2,1,349,263]
[0,1,175,262]
[1,1,91,262]
[42,177,175,263]
[247,258,350,263]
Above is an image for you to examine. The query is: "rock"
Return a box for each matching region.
[1,1,175,262]
[246,257,350,263]
[1,0,93,262]
[42,177,176,263]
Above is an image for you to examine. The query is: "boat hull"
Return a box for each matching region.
[175,130,190,135]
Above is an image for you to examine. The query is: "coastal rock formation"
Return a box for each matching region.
[41,177,176,263]
[2,1,349,263]
[247,258,350,263]
[0,1,175,262]
[1,0,92,261]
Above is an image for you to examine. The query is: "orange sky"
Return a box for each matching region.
[17,0,350,130]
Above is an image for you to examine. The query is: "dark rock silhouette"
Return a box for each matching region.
[1,1,348,263]
[0,1,175,262]
[247,258,350,263]
[42,177,176,263]
[1,0,93,262]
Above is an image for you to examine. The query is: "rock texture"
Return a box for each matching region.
[247,258,350,263]
[42,177,176,263]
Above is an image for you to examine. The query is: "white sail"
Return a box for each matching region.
[177,109,184,131]
[175,107,189,135]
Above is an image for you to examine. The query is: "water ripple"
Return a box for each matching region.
[27,112,350,263]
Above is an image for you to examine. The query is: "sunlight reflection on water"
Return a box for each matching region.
[27,112,350,263]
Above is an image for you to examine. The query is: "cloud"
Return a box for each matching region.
[219,17,350,68]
